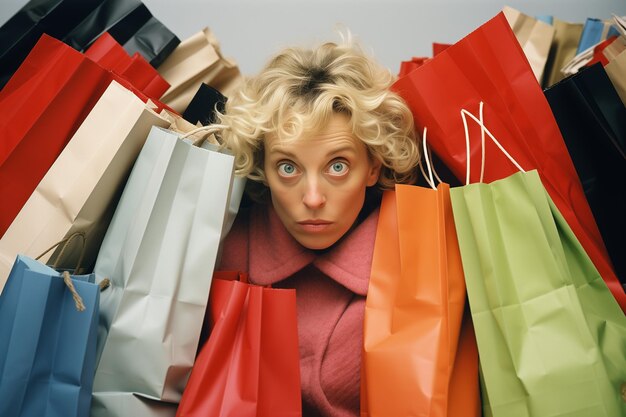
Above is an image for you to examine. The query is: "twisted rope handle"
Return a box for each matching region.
[179,124,229,147]
[61,271,85,312]
[35,232,87,274]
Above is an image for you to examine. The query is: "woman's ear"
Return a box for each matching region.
[366,158,382,187]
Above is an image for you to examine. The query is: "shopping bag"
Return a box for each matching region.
[576,17,620,55]
[0,0,104,89]
[0,33,117,238]
[85,32,170,99]
[157,28,243,112]
[63,0,180,67]
[585,36,621,67]
[176,274,302,417]
[0,32,178,241]
[114,12,181,68]
[91,125,235,414]
[0,254,100,417]
[450,169,626,417]
[398,57,430,77]
[605,48,626,105]
[544,63,626,283]
[0,80,169,292]
[0,0,177,88]
[503,6,555,83]
[432,43,451,56]
[159,119,247,244]
[362,178,479,416]
[392,12,626,311]
[182,83,227,127]
[600,35,626,62]
[542,18,584,88]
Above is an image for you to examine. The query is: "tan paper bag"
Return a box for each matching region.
[0,81,169,293]
[601,36,626,61]
[605,49,626,106]
[503,6,556,83]
[157,28,243,112]
[542,18,584,88]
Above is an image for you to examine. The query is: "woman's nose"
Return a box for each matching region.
[302,177,326,209]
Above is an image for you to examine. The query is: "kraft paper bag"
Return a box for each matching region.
[503,6,555,83]
[605,48,626,105]
[0,80,169,293]
[543,18,584,88]
[157,28,243,113]
[91,125,235,414]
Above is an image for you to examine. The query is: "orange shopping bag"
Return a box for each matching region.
[361,181,480,417]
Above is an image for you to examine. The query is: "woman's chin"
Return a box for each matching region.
[294,232,341,251]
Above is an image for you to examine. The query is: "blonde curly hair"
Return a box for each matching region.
[215,36,420,190]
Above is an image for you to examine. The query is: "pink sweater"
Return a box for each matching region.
[218,203,379,417]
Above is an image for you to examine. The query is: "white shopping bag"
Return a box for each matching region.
[92,125,235,413]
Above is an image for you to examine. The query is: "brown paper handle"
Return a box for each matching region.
[35,232,87,274]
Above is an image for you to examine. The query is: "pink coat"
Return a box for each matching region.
[218,203,379,417]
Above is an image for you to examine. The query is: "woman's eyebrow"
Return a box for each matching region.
[325,145,358,158]
[268,147,297,158]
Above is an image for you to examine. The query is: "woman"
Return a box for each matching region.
[216,36,421,416]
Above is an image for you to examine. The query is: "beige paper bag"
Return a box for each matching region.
[605,49,626,106]
[157,28,243,112]
[503,6,556,83]
[542,19,584,88]
[601,36,626,61]
[0,81,169,293]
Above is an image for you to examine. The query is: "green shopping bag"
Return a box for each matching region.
[450,169,626,417]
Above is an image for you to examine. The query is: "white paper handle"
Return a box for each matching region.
[460,101,525,185]
[419,127,437,190]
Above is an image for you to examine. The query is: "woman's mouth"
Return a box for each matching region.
[297,220,332,232]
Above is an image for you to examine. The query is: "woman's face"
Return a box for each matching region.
[264,113,381,250]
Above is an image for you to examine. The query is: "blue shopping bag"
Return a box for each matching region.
[576,17,620,54]
[0,255,100,417]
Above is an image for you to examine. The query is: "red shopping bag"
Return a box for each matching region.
[432,42,451,56]
[0,33,176,237]
[392,12,626,311]
[398,57,429,77]
[0,34,114,236]
[585,36,619,68]
[85,32,170,98]
[177,273,302,417]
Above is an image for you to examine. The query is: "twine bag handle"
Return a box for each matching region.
[35,232,109,311]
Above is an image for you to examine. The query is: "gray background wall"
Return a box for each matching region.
[2,0,625,75]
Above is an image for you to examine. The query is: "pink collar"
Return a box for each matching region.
[248,204,379,295]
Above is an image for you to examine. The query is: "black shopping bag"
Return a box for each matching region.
[544,62,626,284]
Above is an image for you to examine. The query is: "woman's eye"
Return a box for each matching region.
[277,162,299,177]
[327,161,349,176]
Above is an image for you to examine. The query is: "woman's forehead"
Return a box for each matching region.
[269,112,357,144]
